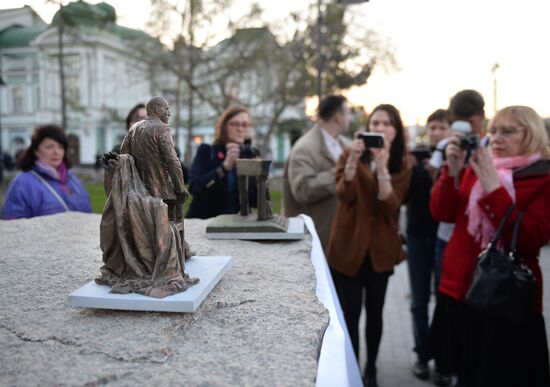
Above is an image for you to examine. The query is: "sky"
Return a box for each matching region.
[3,0,550,125]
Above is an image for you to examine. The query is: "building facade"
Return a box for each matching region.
[0,2,304,166]
[0,3,159,165]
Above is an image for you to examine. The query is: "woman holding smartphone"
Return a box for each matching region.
[327,104,411,387]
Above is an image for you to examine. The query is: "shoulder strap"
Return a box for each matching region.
[30,170,70,212]
[509,212,524,262]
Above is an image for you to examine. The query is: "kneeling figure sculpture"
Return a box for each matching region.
[95,96,198,298]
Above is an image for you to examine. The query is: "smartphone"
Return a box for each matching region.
[361,133,384,148]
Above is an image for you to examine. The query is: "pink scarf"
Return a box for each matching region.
[466,153,541,247]
[35,160,69,192]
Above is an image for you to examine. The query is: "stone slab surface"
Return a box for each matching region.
[68,256,232,313]
[0,213,328,387]
[207,216,305,240]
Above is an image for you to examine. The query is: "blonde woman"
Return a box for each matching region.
[429,106,550,387]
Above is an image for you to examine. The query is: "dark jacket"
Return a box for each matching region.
[405,148,438,238]
[187,143,257,219]
[430,160,550,313]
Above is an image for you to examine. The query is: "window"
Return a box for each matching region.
[11,86,24,114]
[35,86,41,109]
[65,74,80,104]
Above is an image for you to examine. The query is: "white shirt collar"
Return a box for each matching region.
[320,127,343,161]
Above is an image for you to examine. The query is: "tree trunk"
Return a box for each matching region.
[57,12,67,130]
[184,0,196,166]
[259,104,287,158]
[174,73,182,152]
[185,79,194,166]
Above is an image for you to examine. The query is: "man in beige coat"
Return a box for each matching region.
[283,95,351,253]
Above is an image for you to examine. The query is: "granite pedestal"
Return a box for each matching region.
[0,213,327,386]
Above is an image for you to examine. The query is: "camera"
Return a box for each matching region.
[360,133,384,148]
[411,147,431,162]
[459,134,480,151]
[449,120,479,159]
[239,138,259,159]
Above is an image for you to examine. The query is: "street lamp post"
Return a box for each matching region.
[316,0,369,103]
[0,76,5,185]
[491,62,500,115]
[316,0,324,102]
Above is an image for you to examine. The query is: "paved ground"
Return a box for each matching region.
[356,245,550,387]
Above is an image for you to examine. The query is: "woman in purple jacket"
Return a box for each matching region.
[1,125,91,219]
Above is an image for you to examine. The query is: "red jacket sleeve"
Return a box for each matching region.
[477,177,550,257]
[429,165,461,223]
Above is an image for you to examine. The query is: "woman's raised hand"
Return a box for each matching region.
[223,142,240,171]
[347,137,365,166]
[471,146,501,193]
[445,135,467,177]
[370,134,390,176]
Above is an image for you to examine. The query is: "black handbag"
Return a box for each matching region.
[465,204,537,325]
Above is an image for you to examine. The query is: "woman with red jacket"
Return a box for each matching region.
[429,105,550,387]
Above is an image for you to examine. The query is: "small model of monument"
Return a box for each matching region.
[69,97,232,312]
[206,158,305,240]
[95,96,198,298]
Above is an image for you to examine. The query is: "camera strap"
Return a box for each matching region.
[30,170,70,212]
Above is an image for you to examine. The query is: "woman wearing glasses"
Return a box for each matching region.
[187,104,259,219]
[429,106,550,387]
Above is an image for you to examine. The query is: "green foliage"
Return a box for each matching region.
[83,182,281,216]
[84,182,106,214]
[300,3,398,96]
[346,105,369,137]
[145,0,397,156]
[270,189,282,215]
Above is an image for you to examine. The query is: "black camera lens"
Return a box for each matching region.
[459,134,480,151]
[239,138,257,159]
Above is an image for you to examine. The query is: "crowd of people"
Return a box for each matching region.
[284,91,550,387]
[1,89,550,387]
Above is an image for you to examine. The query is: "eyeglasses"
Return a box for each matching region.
[228,121,250,129]
[488,126,524,137]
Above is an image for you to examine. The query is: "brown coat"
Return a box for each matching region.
[327,149,412,276]
[283,126,351,252]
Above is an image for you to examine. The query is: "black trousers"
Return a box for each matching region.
[429,293,550,387]
[331,256,391,374]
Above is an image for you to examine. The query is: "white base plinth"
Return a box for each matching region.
[68,256,232,313]
[206,216,305,240]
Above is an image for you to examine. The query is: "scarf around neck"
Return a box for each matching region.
[35,160,69,185]
[466,152,541,247]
